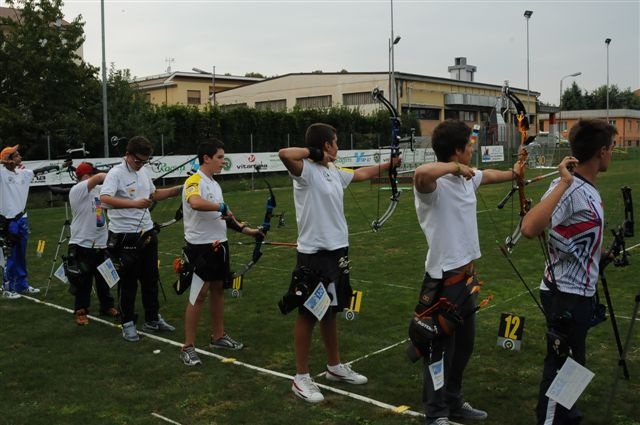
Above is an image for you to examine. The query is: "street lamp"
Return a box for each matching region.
[559,72,582,141]
[389,35,401,109]
[524,10,533,131]
[100,0,109,157]
[605,38,612,122]
[192,66,216,105]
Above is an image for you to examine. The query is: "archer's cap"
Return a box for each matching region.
[0,145,19,160]
[75,162,100,179]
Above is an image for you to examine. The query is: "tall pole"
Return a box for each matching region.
[524,10,533,131]
[559,72,582,141]
[390,0,395,109]
[100,0,109,157]
[212,65,216,106]
[605,45,609,121]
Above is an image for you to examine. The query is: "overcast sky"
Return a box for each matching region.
[36,1,640,105]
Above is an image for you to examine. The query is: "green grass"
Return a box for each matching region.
[2,149,639,425]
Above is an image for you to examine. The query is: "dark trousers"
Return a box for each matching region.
[69,245,114,312]
[536,290,594,425]
[421,271,478,419]
[113,231,160,324]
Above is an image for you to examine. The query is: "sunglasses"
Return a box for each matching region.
[130,152,151,165]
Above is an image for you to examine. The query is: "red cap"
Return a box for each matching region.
[0,144,19,160]
[75,162,99,179]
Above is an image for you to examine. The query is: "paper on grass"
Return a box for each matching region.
[545,357,595,409]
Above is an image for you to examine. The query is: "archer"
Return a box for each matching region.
[409,119,523,425]
[520,119,617,425]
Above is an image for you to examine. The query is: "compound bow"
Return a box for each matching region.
[599,186,635,379]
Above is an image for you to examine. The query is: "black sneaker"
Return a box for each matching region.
[450,402,488,420]
[180,345,202,366]
[209,333,243,350]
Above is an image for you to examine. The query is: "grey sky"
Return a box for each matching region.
[51,1,640,105]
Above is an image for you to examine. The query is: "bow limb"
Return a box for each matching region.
[371,87,401,232]
[232,168,276,278]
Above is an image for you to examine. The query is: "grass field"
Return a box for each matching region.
[1,150,639,425]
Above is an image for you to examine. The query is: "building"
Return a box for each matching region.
[132,71,263,108]
[538,109,640,147]
[214,59,539,139]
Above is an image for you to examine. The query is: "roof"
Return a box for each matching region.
[538,109,640,119]
[132,71,263,84]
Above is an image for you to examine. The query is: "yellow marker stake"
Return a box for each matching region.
[36,240,46,257]
[349,290,363,313]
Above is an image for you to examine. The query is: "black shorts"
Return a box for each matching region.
[295,247,352,319]
[185,241,230,284]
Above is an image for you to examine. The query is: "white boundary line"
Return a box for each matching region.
[17,294,431,420]
[151,412,182,425]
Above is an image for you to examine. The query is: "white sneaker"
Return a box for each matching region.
[2,290,20,299]
[122,321,140,342]
[19,286,40,294]
[325,363,368,384]
[292,376,324,403]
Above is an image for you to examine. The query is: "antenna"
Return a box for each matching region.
[165,57,175,73]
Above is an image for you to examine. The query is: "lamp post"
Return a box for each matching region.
[192,66,216,105]
[524,10,533,131]
[389,35,401,109]
[100,0,109,157]
[559,72,582,141]
[388,0,401,109]
[605,38,611,122]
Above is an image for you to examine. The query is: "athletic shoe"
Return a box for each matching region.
[450,402,488,420]
[180,345,202,366]
[19,285,40,294]
[100,307,120,318]
[427,418,449,425]
[325,363,368,384]
[75,309,89,326]
[292,376,324,403]
[210,333,244,350]
[142,314,175,332]
[2,290,20,299]
[121,321,140,342]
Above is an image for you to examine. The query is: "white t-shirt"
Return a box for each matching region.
[182,170,227,244]
[69,180,108,248]
[539,175,604,297]
[0,166,34,218]
[100,161,156,233]
[414,171,484,279]
[292,160,354,254]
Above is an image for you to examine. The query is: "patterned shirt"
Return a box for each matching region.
[541,174,604,297]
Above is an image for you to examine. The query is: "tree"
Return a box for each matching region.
[0,0,101,159]
[561,83,640,111]
[561,81,586,110]
[244,72,265,78]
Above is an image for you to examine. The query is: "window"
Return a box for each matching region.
[443,110,475,122]
[296,95,332,109]
[343,92,376,106]
[187,90,201,105]
[403,106,439,120]
[144,93,151,103]
[255,99,287,112]
[220,103,247,111]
